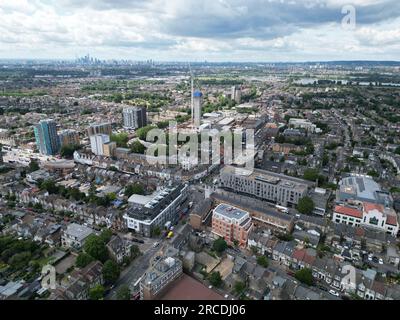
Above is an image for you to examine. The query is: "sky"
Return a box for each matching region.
[0,0,399,62]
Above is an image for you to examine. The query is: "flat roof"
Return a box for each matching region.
[340,175,381,201]
[221,165,311,192]
[214,203,248,221]
[160,274,224,300]
[65,223,93,240]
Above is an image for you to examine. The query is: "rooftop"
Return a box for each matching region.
[334,205,363,219]
[160,274,224,300]
[339,174,392,206]
[125,184,186,222]
[213,203,249,221]
[64,223,93,241]
[221,165,311,192]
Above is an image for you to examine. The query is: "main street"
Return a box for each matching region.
[106,243,161,300]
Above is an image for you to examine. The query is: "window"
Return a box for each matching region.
[369,217,379,226]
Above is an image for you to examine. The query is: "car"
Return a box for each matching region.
[224,294,229,299]
[153,242,159,248]
[372,256,379,263]
[378,258,384,264]
[208,285,213,289]
[367,254,373,261]
[329,289,340,297]
[318,285,328,292]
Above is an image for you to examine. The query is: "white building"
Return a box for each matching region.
[332,203,399,236]
[192,91,203,127]
[90,134,110,156]
[289,118,319,133]
[61,223,94,249]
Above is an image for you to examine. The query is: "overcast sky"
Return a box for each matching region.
[0,0,399,61]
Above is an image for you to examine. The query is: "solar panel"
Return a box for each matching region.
[356,177,365,192]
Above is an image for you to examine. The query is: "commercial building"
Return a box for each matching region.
[34,119,60,155]
[90,134,110,156]
[337,174,393,207]
[192,91,203,127]
[211,191,294,233]
[123,106,147,129]
[288,118,319,133]
[333,203,399,236]
[219,165,310,207]
[87,122,112,137]
[61,223,94,249]
[211,203,253,248]
[140,255,183,300]
[123,184,189,237]
[58,129,80,147]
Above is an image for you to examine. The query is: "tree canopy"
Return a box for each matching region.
[76,252,94,268]
[209,271,223,287]
[116,285,131,300]
[84,234,109,263]
[296,196,315,215]
[256,255,269,268]
[212,238,228,254]
[102,259,120,284]
[294,268,314,286]
[124,183,145,197]
[89,284,105,300]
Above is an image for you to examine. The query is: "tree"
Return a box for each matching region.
[89,284,105,300]
[39,179,58,194]
[130,245,141,259]
[124,183,145,197]
[136,125,157,141]
[212,238,228,254]
[99,229,113,244]
[233,281,246,296]
[209,271,223,287]
[296,196,315,215]
[60,144,80,158]
[84,235,109,263]
[110,133,129,148]
[76,252,94,268]
[130,140,146,154]
[256,255,269,268]
[303,168,320,182]
[102,259,120,284]
[28,159,39,172]
[116,285,131,300]
[294,268,314,286]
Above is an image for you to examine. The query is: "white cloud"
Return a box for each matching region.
[0,0,398,61]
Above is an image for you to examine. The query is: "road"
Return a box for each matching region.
[106,244,161,300]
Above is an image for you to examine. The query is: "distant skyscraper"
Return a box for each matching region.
[90,134,110,156]
[87,123,112,137]
[192,91,203,127]
[34,119,60,155]
[123,106,147,129]
[59,129,80,147]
